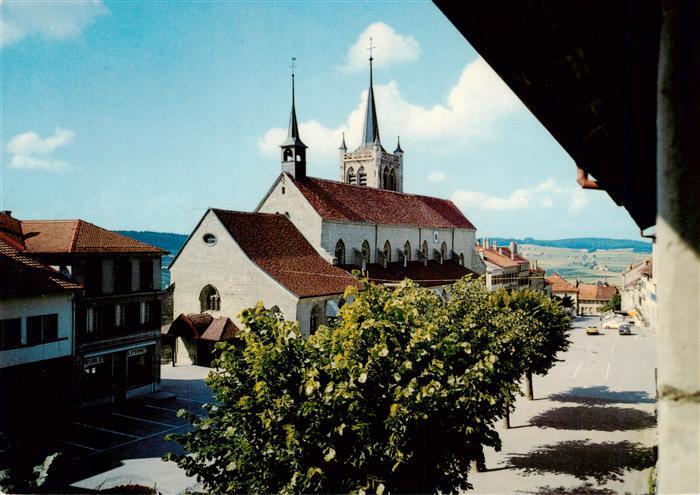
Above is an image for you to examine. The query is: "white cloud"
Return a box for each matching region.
[451,179,588,213]
[1,0,108,47]
[258,57,521,163]
[6,128,75,172]
[10,154,68,172]
[428,171,446,183]
[341,22,420,73]
[7,128,74,155]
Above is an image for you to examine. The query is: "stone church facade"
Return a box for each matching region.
[170,56,482,339]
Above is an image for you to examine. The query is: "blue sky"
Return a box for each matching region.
[2,1,642,239]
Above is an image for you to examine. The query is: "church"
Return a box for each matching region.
[168,55,483,351]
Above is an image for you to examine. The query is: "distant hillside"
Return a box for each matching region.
[489,237,652,253]
[117,231,188,258]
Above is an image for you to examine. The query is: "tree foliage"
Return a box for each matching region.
[165,278,571,494]
[600,293,621,313]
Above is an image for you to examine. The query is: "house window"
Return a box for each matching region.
[115,304,125,328]
[84,260,103,295]
[127,347,153,388]
[383,240,392,263]
[139,301,153,325]
[361,240,371,264]
[389,168,397,191]
[346,167,356,184]
[200,285,221,312]
[139,259,153,291]
[335,239,346,265]
[0,318,21,349]
[382,167,389,189]
[202,233,217,246]
[403,241,412,261]
[310,304,323,334]
[459,253,465,266]
[114,259,133,294]
[26,314,58,345]
[358,166,367,186]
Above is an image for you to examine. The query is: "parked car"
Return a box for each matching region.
[586,326,600,335]
[603,319,624,329]
[619,324,632,335]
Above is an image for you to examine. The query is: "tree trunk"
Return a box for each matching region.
[526,370,534,400]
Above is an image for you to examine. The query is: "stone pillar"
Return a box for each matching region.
[656,1,700,492]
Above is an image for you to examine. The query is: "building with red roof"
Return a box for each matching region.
[476,240,546,292]
[0,211,168,408]
[171,59,483,339]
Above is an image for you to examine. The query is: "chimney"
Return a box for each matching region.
[509,241,516,260]
[499,247,507,256]
[533,259,538,270]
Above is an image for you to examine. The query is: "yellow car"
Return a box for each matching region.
[586,326,600,335]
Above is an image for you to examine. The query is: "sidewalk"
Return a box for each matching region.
[467,318,657,494]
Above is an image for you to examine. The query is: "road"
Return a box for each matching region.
[468,315,657,494]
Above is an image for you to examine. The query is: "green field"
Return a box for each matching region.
[519,244,649,285]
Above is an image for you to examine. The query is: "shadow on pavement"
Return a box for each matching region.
[507,440,656,484]
[520,482,622,494]
[548,386,656,405]
[530,406,656,431]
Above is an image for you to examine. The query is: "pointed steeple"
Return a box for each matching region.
[339,132,347,151]
[361,38,381,146]
[394,136,403,154]
[281,57,307,178]
[282,59,306,148]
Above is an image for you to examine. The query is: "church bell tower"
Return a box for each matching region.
[339,40,403,192]
[281,57,307,179]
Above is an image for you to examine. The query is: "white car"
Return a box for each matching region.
[603,318,624,329]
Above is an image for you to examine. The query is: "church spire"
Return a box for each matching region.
[281,57,307,179]
[361,38,381,146]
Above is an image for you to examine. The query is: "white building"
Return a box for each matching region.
[622,257,656,327]
[0,217,81,429]
[171,57,482,339]
[476,240,544,291]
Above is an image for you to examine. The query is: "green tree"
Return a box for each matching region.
[165,277,570,493]
[489,289,572,400]
[560,294,574,309]
[600,293,621,313]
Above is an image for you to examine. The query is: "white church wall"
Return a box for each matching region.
[257,175,324,255]
[322,221,377,264]
[453,229,477,269]
[170,210,299,328]
[296,295,344,336]
[377,226,423,262]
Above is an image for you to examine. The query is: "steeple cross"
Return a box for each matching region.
[290,57,296,77]
[368,37,376,61]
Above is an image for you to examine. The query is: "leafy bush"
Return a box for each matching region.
[165,277,570,494]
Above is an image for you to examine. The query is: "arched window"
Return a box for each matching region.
[283,149,293,162]
[199,285,220,312]
[403,241,412,261]
[382,167,390,189]
[383,240,392,263]
[310,304,323,334]
[389,168,397,191]
[459,253,465,266]
[422,240,428,260]
[358,166,367,186]
[361,240,370,264]
[346,167,356,184]
[441,242,448,260]
[335,239,346,265]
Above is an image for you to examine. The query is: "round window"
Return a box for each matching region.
[202,233,217,246]
[433,231,439,243]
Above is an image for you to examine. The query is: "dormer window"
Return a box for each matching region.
[203,233,217,246]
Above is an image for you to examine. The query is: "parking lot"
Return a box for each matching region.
[470,315,658,494]
[58,365,213,494]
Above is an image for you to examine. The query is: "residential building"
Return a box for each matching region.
[1,212,168,406]
[0,217,82,429]
[546,273,580,313]
[576,282,618,315]
[171,58,482,337]
[622,257,656,327]
[476,240,544,291]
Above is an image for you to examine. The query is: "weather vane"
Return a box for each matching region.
[290,56,296,78]
[368,37,375,61]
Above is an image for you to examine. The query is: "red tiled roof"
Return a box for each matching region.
[476,245,520,268]
[578,283,618,301]
[21,220,167,255]
[0,239,82,297]
[212,209,362,298]
[348,260,478,288]
[165,313,238,342]
[546,273,579,293]
[289,175,475,229]
[0,212,24,249]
